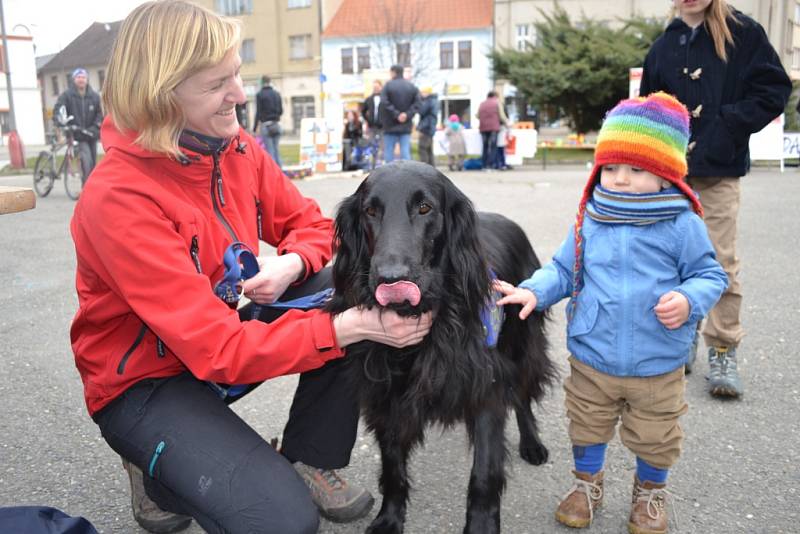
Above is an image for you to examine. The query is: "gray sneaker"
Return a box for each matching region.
[293,461,375,523]
[122,458,192,533]
[707,346,743,398]
[685,332,699,374]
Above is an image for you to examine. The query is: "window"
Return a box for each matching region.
[396,42,411,67]
[51,75,59,96]
[289,34,312,60]
[292,95,316,132]
[98,69,106,90]
[288,0,311,7]
[341,47,353,74]
[516,23,536,50]
[439,41,453,69]
[216,0,252,15]
[241,38,255,63]
[357,46,371,72]
[457,41,471,68]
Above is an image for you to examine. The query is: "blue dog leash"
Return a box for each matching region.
[210,242,333,399]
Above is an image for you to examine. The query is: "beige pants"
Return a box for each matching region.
[564,357,688,469]
[687,177,744,348]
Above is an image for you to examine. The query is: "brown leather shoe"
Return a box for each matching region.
[628,476,668,534]
[293,461,375,523]
[555,470,604,528]
[122,458,192,533]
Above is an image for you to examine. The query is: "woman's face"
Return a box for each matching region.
[173,49,246,138]
[673,0,713,20]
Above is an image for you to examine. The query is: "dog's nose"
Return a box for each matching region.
[375,260,411,284]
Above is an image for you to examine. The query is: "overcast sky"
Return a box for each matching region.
[4,0,149,57]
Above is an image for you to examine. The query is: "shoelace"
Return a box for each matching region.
[634,486,667,520]
[562,478,603,521]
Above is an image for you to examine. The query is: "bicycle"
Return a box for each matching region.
[33,121,91,200]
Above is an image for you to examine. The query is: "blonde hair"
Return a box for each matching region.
[103,0,241,157]
[674,0,739,62]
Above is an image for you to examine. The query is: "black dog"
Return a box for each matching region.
[327,161,555,534]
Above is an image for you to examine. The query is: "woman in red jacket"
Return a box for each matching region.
[70,2,432,533]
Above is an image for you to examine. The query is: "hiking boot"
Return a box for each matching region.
[628,476,668,534]
[555,470,604,528]
[122,458,192,533]
[685,332,699,374]
[293,461,375,523]
[707,346,743,398]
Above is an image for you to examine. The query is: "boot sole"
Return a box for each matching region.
[628,520,666,534]
[710,385,742,398]
[555,507,599,529]
[319,492,375,523]
[134,514,193,534]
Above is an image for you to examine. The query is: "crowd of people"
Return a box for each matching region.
[56,0,790,533]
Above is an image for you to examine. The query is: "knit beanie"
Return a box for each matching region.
[569,92,701,317]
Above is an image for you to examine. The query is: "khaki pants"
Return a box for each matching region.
[564,357,688,469]
[687,177,744,348]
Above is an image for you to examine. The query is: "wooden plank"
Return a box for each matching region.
[0,186,36,214]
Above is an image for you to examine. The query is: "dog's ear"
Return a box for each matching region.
[439,175,490,311]
[332,182,370,304]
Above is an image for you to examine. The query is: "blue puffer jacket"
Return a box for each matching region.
[520,207,728,377]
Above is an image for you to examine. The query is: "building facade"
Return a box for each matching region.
[321,0,494,127]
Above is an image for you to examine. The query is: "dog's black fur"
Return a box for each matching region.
[327,161,555,534]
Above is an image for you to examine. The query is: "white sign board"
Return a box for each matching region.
[783,132,800,158]
[749,113,784,170]
[298,118,343,173]
[433,128,538,165]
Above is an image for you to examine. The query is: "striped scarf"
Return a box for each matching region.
[568,184,694,319]
[585,185,694,225]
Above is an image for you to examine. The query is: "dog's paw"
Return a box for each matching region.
[519,440,549,465]
[365,514,404,534]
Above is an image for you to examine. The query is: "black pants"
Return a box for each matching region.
[418,133,434,166]
[481,131,498,170]
[93,267,359,533]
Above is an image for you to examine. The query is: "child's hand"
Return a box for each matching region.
[493,280,538,320]
[654,291,690,330]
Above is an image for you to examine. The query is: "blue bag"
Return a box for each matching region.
[0,506,99,533]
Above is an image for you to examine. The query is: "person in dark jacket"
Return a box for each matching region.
[252,75,284,167]
[640,0,791,399]
[54,67,103,181]
[416,86,438,166]
[379,64,421,162]
[361,80,384,162]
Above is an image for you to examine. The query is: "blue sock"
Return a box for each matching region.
[573,443,607,475]
[636,457,668,484]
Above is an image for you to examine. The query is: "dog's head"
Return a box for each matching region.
[331,161,489,317]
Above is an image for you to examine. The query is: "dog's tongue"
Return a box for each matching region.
[375,281,421,306]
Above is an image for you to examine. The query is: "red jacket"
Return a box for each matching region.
[70,118,344,415]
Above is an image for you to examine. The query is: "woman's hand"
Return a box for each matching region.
[240,253,304,304]
[333,307,433,348]
[654,291,690,330]
[493,280,538,320]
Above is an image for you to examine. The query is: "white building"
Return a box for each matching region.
[321,0,494,127]
[1,32,45,145]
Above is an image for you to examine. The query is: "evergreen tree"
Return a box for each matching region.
[492,4,665,133]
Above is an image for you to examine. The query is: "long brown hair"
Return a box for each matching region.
[675,0,740,62]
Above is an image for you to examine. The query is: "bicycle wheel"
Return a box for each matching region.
[33,151,56,197]
[63,153,84,200]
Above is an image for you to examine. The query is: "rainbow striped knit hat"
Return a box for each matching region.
[579,91,701,217]
[569,92,702,317]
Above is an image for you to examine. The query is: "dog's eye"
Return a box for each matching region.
[365,206,377,217]
[418,203,432,215]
